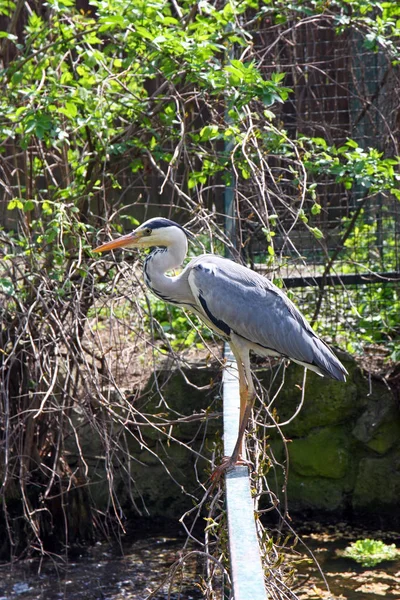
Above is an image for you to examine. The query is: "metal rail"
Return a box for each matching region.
[256,269,400,288]
[223,344,268,600]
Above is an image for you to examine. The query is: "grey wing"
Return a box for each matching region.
[187,256,347,381]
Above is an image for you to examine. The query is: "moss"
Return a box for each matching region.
[258,354,365,438]
[289,426,351,479]
[366,419,400,454]
[286,472,346,512]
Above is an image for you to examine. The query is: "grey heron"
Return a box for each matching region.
[94,217,347,477]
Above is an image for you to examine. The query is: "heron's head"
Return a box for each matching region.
[93,218,194,253]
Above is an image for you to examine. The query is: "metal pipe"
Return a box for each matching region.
[255,269,400,288]
[223,344,268,600]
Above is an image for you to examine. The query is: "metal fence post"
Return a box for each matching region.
[223,344,268,600]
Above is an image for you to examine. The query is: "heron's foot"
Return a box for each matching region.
[210,454,253,483]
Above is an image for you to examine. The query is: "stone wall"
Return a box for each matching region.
[264,354,400,525]
[76,354,400,526]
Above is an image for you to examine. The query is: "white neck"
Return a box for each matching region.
[143,230,192,305]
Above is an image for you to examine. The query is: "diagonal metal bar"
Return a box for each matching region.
[223,344,268,600]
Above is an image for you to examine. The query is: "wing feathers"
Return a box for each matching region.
[188,256,347,381]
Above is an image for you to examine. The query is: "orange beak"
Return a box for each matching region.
[93,230,144,253]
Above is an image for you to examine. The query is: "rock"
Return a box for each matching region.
[62,364,221,519]
[127,441,207,518]
[365,419,400,454]
[352,451,400,523]
[352,391,400,454]
[258,357,400,521]
[135,365,221,442]
[286,472,346,512]
[121,365,221,516]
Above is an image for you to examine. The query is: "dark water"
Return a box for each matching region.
[1,523,399,599]
[0,535,203,600]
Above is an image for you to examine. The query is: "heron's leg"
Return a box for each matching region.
[229,346,255,464]
[211,344,255,481]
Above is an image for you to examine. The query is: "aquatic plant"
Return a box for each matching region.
[343,539,399,567]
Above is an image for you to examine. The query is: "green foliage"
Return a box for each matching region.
[1,0,399,247]
[343,539,399,567]
[0,0,296,255]
[303,138,400,193]
[142,295,213,351]
[298,211,400,356]
[339,214,399,350]
[341,213,398,272]
[3,0,396,337]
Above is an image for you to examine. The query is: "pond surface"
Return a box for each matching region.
[0,533,203,600]
[0,522,399,599]
[295,522,400,600]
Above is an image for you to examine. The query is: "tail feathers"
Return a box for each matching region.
[311,338,348,382]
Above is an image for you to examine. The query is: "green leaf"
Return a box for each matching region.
[130,158,143,173]
[263,109,275,120]
[345,138,359,149]
[299,209,308,224]
[310,226,324,239]
[0,31,17,41]
[199,125,219,141]
[59,101,78,118]
[134,25,154,40]
[7,199,23,210]
[24,200,35,212]
[271,72,285,83]
[0,278,14,296]
[0,0,16,18]
[311,137,328,149]
[391,188,400,201]
[311,203,321,215]
[42,201,53,215]
[98,15,126,30]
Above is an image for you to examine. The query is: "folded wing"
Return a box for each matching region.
[188,256,347,381]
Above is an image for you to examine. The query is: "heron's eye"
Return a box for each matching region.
[145,228,152,236]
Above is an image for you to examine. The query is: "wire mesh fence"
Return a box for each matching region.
[235,17,400,356]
